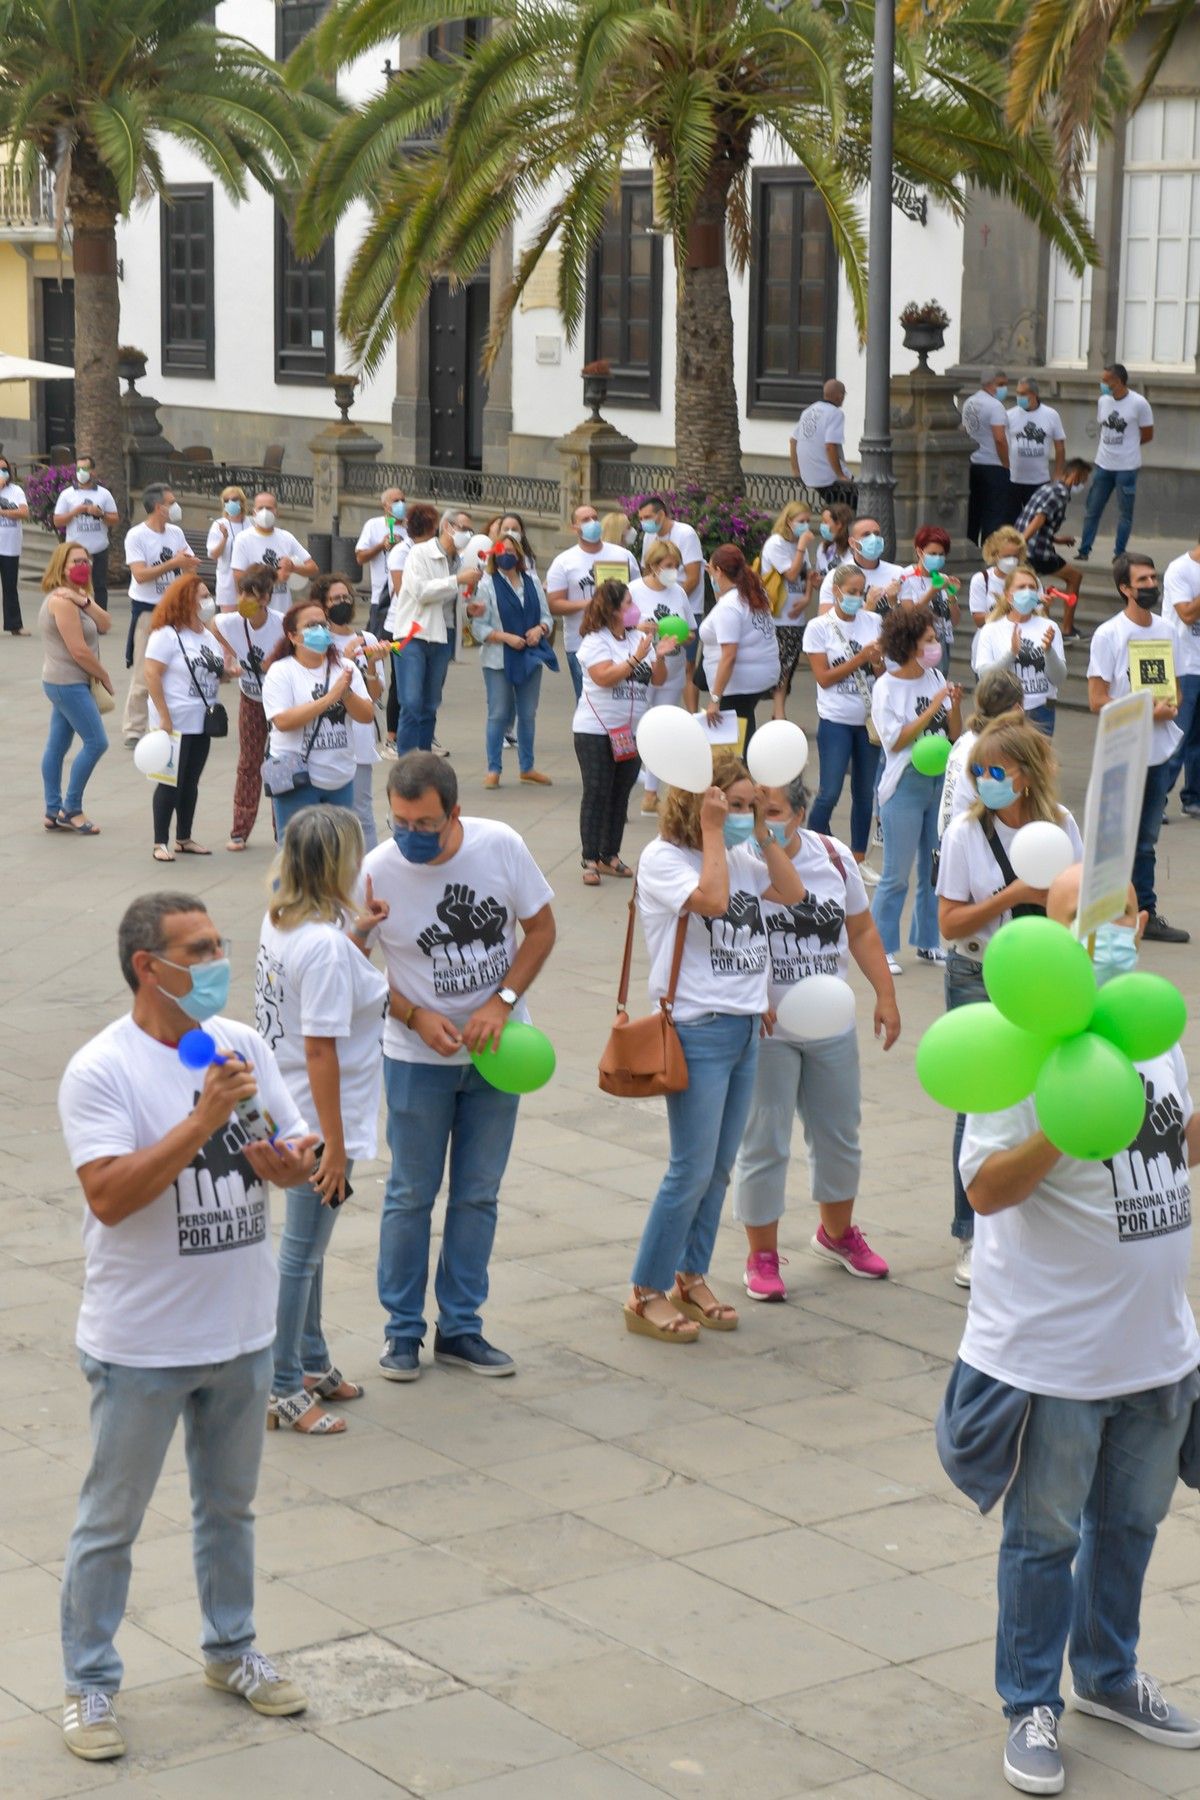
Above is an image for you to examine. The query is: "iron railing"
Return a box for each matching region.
[135,456,315,511]
[343,460,561,515]
[0,159,56,235]
[598,459,813,514]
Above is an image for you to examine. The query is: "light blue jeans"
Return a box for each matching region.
[997,1380,1194,1717]
[945,953,987,1241]
[871,763,941,955]
[1080,467,1139,557]
[61,1346,273,1691]
[567,650,583,701]
[42,680,109,817]
[352,764,378,851]
[271,775,356,836]
[273,1161,353,1396]
[378,1055,520,1343]
[483,665,542,773]
[631,1011,760,1290]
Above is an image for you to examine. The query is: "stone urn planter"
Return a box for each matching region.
[898,304,950,372]
[581,360,611,422]
[117,347,148,391]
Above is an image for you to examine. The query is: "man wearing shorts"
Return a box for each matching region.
[1016,459,1091,642]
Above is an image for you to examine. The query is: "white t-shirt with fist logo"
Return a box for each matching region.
[871,668,950,804]
[637,838,771,1023]
[763,831,867,1016]
[261,654,367,790]
[230,525,312,612]
[125,522,191,605]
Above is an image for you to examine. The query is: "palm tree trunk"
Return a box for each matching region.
[674,170,743,494]
[66,178,127,524]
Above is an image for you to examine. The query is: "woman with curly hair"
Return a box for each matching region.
[143,573,226,861]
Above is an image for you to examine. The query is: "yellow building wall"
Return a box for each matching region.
[0,245,32,421]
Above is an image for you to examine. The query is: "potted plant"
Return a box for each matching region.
[581,359,611,421]
[898,301,950,370]
[117,345,148,388]
[327,371,358,422]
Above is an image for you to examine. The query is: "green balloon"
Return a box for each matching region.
[983,916,1096,1038]
[915,1004,1051,1113]
[657,615,690,644]
[1089,972,1186,1062]
[1035,1033,1146,1160]
[470,1021,556,1095]
[911,733,951,777]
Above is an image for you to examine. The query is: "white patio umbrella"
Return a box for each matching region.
[0,352,75,381]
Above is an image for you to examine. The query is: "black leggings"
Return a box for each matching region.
[152,731,211,844]
[0,554,22,632]
[724,690,767,748]
[574,731,641,864]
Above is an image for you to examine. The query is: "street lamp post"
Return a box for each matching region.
[854,0,898,559]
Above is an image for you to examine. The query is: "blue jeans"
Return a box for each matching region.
[567,650,583,701]
[42,681,109,816]
[1166,672,1200,808]
[1080,467,1139,557]
[379,1055,520,1342]
[61,1346,273,1691]
[945,953,987,1240]
[871,764,941,955]
[631,1012,760,1290]
[1133,759,1173,915]
[810,718,881,855]
[352,764,378,851]
[271,775,356,836]
[394,639,454,753]
[273,1163,352,1396]
[996,1381,1193,1716]
[1027,702,1056,738]
[483,665,543,773]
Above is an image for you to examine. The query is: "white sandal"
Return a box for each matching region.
[267,1392,345,1435]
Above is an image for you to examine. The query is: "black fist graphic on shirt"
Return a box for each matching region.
[416,882,511,999]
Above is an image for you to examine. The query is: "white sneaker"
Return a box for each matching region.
[954,1241,973,1287]
[858,862,881,886]
[886,956,903,976]
[917,947,946,966]
[63,1690,125,1761]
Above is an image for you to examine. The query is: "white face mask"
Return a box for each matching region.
[656,566,680,588]
[167,501,183,524]
[452,529,472,552]
[997,555,1019,574]
[197,595,217,622]
[624,528,637,547]
[254,507,275,531]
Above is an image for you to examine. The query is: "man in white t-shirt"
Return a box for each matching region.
[788,378,856,501]
[961,367,1010,545]
[1079,362,1155,560]
[1088,553,1188,943]
[121,484,199,744]
[817,517,904,612]
[53,454,120,610]
[545,504,638,700]
[948,866,1200,1796]
[1006,377,1066,517]
[355,486,408,635]
[229,491,318,613]
[55,893,318,1764]
[363,753,557,1381]
[636,493,705,710]
[1162,540,1200,822]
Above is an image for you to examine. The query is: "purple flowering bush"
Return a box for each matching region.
[25,463,76,532]
[620,484,774,562]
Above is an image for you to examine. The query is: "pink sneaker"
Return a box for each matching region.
[743,1250,788,1301]
[810,1223,889,1279]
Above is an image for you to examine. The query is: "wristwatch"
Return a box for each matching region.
[497,987,519,1009]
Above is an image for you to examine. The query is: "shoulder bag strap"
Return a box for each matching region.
[828,616,873,710]
[981,817,1047,917]
[815,832,848,882]
[616,879,688,1014]
[173,626,211,709]
[298,663,332,765]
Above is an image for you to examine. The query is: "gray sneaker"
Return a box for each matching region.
[1072,1671,1200,1747]
[1004,1707,1064,1794]
[63,1689,125,1761]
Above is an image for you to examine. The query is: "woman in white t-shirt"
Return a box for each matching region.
[629,538,696,813]
[699,544,781,745]
[731,775,900,1297]
[968,526,1026,628]
[213,563,286,852]
[937,665,1025,840]
[759,501,814,719]
[143,574,227,862]
[802,563,884,862]
[206,484,249,610]
[627,755,806,1343]
[257,806,389,1434]
[811,501,854,594]
[315,572,387,850]
[936,712,1082,1287]
[261,599,374,837]
[574,578,667,883]
[869,606,963,974]
[973,566,1066,737]
[898,524,960,670]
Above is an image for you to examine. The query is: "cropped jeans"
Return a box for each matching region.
[809,718,881,855]
[871,763,941,955]
[272,1162,353,1397]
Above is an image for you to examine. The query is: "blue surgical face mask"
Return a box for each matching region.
[641,518,659,538]
[579,519,602,544]
[302,624,333,653]
[858,533,885,561]
[1093,921,1139,985]
[1100,380,1112,396]
[496,553,519,571]
[1017,394,1032,411]
[792,519,809,539]
[819,522,834,542]
[767,821,792,846]
[391,500,407,520]
[994,385,1008,402]
[224,499,242,517]
[837,592,864,615]
[923,552,946,574]
[723,814,758,849]
[393,822,445,864]
[159,956,232,1023]
[976,774,1018,811]
[1011,590,1040,616]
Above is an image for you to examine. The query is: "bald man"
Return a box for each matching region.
[789,379,857,506]
[948,861,1200,1793]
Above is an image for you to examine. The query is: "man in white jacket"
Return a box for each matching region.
[391,502,477,754]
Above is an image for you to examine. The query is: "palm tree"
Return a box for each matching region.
[291,0,1099,493]
[0,0,338,517]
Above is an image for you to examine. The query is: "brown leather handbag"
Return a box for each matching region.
[598,890,690,1097]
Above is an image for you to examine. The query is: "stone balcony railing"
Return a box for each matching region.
[0,161,57,240]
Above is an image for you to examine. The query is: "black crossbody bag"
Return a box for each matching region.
[174,628,228,737]
[982,817,1046,920]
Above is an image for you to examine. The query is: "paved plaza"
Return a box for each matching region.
[5,633,1200,1799]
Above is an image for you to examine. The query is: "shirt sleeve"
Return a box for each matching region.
[144,626,173,667]
[59,1050,139,1168]
[1087,625,1118,685]
[53,491,72,522]
[355,520,376,552]
[763,536,794,578]
[871,678,908,752]
[545,552,569,594]
[838,846,869,915]
[711,599,742,646]
[286,533,311,563]
[936,816,977,902]
[675,524,703,565]
[504,833,556,919]
[638,842,703,914]
[1137,396,1154,428]
[230,533,253,571]
[206,519,228,557]
[124,526,143,564]
[1060,809,1085,858]
[801,618,826,654]
[959,1096,1040,1192]
[826,408,846,446]
[576,633,611,674]
[387,540,409,573]
[260,660,292,721]
[468,576,498,644]
[295,932,354,1040]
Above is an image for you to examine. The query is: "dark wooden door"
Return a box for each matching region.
[428,274,489,470]
[40,279,75,455]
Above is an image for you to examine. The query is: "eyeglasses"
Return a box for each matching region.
[156,937,231,968]
[970,764,1008,782]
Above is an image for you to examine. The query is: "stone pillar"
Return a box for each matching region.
[309,399,383,573]
[555,417,637,528]
[121,379,176,498]
[888,367,970,546]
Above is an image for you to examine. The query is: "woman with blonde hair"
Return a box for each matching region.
[936,712,1082,1285]
[968,525,1028,627]
[973,565,1065,736]
[626,538,695,813]
[143,572,226,861]
[206,484,249,610]
[626,753,806,1341]
[761,500,816,720]
[601,509,637,552]
[256,805,389,1434]
[38,541,113,834]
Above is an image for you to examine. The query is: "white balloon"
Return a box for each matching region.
[286,570,310,593]
[461,532,495,573]
[1009,821,1075,890]
[133,730,173,775]
[635,706,713,795]
[775,974,856,1041]
[746,719,809,788]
